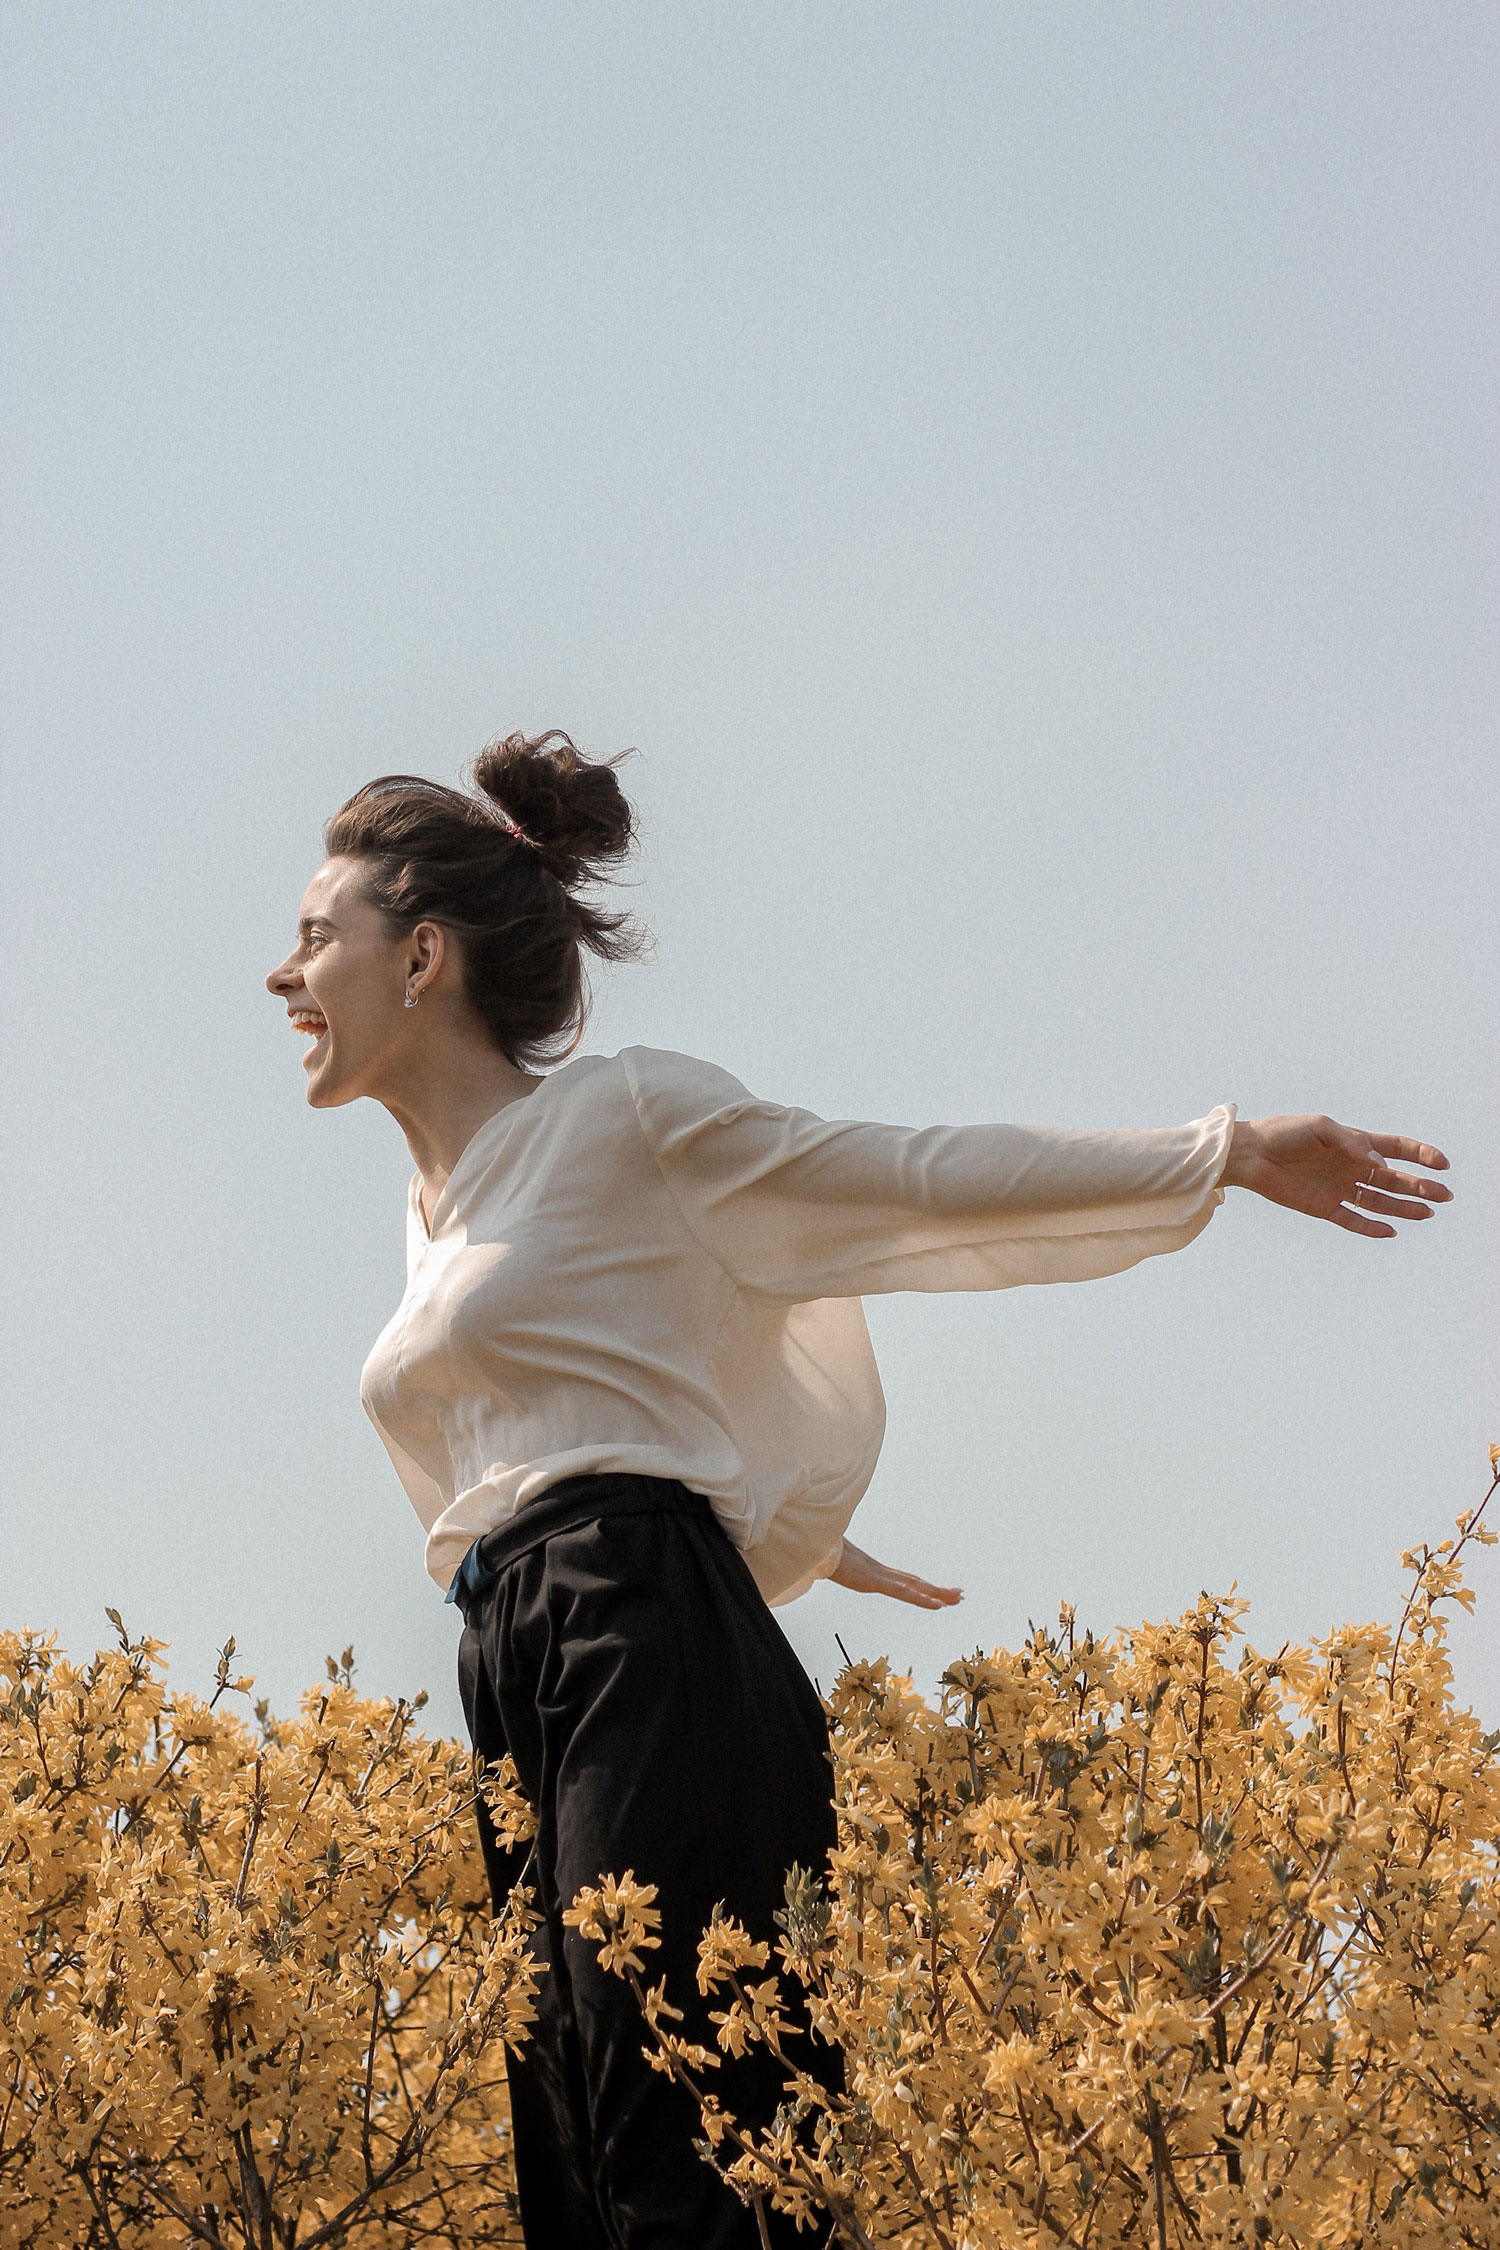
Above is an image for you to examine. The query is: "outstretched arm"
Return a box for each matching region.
[832,1114,1452,1605]
[1221,1117,1451,1236]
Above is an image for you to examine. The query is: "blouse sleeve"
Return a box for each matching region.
[623,1048,1236,1302]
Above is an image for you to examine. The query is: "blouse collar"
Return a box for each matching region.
[408,1062,578,1243]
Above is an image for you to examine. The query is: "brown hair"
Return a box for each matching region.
[324,730,645,1067]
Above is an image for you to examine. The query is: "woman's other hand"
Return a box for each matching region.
[830,1539,964,1610]
[1221,1116,1452,1238]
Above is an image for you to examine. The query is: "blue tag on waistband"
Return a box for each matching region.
[444,1537,487,1607]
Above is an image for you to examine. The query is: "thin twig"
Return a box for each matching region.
[230,1759,265,1911]
[1199,1845,1336,2022]
[1385,1470,1497,1700]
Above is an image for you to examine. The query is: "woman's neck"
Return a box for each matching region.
[381,1043,543,1223]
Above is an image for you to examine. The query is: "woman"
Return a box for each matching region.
[267,730,1450,2249]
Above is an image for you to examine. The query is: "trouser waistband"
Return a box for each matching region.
[445,1473,709,1612]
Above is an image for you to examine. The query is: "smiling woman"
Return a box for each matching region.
[271,732,644,1122]
[264,729,1452,2250]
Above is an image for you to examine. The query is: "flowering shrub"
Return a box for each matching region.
[0,1627,538,2248]
[572,1465,1500,2249]
[7,1469,1496,2248]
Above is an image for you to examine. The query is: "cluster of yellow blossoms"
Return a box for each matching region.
[5,1462,1496,2247]
[0,1628,537,2247]
[571,1465,1499,2249]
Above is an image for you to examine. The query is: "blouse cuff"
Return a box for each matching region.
[765,1538,845,1609]
[1208,1102,1239,1195]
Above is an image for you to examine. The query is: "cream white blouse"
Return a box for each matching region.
[360,1048,1236,1606]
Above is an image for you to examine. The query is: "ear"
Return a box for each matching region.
[406,920,447,993]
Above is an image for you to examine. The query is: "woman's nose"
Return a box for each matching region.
[266,958,297,994]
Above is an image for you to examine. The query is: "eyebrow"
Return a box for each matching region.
[298,914,337,937]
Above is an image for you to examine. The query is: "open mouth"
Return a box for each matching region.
[290,1009,329,1045]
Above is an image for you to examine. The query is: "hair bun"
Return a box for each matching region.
[470,730,635,888]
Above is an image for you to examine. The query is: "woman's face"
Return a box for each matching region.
[266,857,425,1107]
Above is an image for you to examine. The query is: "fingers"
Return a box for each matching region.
[1352,1187,1440,1222]
[1366,1163,1453,1204]
[883,1570,964,1610]
[1329,1205,1397,1240]
[1364,1132,1450,1171]
[1343,1133,1454,1236]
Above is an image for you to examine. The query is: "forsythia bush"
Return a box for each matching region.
[5,1468,1496,2249]
[0,1629,538,2248]
[572,1466,1500,2250]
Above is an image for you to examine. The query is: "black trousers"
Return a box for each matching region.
[455,1474,841,2249]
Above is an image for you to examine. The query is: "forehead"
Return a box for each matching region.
[298,856,372,923]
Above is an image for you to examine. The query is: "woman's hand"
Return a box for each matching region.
[830,1539,964,1610]
[1221,1116,1452,1238]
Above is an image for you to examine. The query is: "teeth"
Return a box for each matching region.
[291,1013,328,1036]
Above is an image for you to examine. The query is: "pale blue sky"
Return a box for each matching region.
[3,3,1495,1736]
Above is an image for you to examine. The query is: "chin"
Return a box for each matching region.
[304,1066,360,1110]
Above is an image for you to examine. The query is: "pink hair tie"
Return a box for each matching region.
[494,806,539,850]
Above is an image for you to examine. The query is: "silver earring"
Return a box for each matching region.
[404,986,420,1009]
